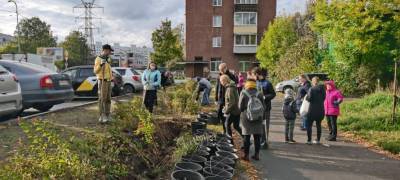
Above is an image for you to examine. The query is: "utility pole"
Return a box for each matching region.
[8,0,20,53]
[73,0,103,63]
[392,59,398,124]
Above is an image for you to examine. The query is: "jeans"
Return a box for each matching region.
[326,115,338,139]
[301,115,308,129]
[285,119,295,141]
[201,88,210,105]
[306,119,322,142]
[244,134,261,156]
[261,110,271,145]
[224,114,242,139]
[143,90,157,113]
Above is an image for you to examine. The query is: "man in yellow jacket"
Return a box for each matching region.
[94,44,113,123]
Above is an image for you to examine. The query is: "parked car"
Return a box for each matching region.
[62,66,124,97]
[113,67,143,93]
[0,60,74,112]
[0,64,23,118]
[275,73,329,92]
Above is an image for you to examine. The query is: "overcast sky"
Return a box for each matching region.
[0,0,307,47]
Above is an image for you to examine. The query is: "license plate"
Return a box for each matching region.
[59,80,69,86]
[0,102,15,110]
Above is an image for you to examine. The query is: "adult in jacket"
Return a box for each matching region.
[305,77,326,145]
[296,74,311,130]
[215,63,238,134]
[324,80,344,141]
[220,75,242,142]
[141,62,161,113]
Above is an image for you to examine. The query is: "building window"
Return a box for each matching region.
[212,0,222,6]
[213,15,222,27]
[239,61,251,72]
[235,34,257,46]
[235,0,257,4]
[210,58,222,72]
[234,12,257,25]
[212,37,222,47]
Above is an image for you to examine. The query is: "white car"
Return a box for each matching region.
[0,64,23,118]
[113,67,143,93]
[275,73,329,92]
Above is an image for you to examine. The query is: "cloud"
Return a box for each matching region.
[0,0,305,47]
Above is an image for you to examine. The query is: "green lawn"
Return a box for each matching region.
[339,92,400,154]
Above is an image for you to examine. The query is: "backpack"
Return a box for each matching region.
[242,90,265,122]
[283,101,297,120]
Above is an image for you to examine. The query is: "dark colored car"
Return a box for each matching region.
[62,65,123,97]
[0,60,74,112]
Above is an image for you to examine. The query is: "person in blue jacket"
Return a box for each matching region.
[141,62,161,113]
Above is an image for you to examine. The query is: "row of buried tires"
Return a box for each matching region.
[171,112,239,180]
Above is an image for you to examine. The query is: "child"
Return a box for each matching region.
[282,89,298,143]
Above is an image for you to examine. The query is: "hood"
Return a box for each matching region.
[284,97,294,105]
[325,80,337,91]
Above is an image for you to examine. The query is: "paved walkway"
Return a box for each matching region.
[252,99,400,180]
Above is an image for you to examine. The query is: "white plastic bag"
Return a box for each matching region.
[300,95,310,117]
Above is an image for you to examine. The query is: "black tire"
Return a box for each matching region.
[283,86,293,92]
[123,84,135,94]
[33,104,54,112]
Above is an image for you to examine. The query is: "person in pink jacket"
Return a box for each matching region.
[324,80,344,141]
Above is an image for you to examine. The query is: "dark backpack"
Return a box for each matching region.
[283,101,297,120]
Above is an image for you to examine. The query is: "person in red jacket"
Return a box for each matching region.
[324,80,344,141]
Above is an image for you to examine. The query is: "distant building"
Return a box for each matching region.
[0,33,14,46]
[95,42,153,68]
[184,0,277,78]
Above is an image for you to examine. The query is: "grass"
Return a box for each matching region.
[339,91,400,154]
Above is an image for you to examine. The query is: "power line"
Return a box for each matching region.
[73,0,103,57]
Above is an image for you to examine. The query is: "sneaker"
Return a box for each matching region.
[98,115,105,123]
[313,140,321,145]
[106,115,113,122]
[289,140,296,144]
[306,141,312,145]
[300,127,307,131]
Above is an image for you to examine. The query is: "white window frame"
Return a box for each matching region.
[213,15,222,27]
[234,34,257,46]
[210,59,222,72]
[212,37,222,48]
[239,61,251,72]
[235,0,258,4]
[212,0,222,6]
[234,12,257,26]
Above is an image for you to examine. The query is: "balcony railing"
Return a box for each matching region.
[234,4,257,12]
[233,45,257,54]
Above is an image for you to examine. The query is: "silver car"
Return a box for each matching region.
[275,73,329,92]
[113,67,143,93]
[0,60,74,112]
[0,64,23,118]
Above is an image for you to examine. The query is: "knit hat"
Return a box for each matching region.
[284,88,295,100]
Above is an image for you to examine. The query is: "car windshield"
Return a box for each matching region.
[79,68,95,77]
[115,69,126,76]
[0,65,9,75]
[130,68,140,75]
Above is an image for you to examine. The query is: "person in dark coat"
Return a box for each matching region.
[215,63,238,134]
[220,75,242,142]
[305,77,326,145]
[296,74,311,130]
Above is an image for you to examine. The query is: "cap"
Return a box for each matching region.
[102,44,114,51]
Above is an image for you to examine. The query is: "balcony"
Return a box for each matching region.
[234,25,257,34]
[234,46,257,54]
[234,4,257,12]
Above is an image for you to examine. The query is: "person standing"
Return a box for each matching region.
[141,62,161,113]
[305,77,326,145]
[255,68,276,149]
[220,75,242,141]
[282,89,298,143]
[237,73,245,94]
[296,74,311,130]
[195,77,212,106]
[215,63,238,134]
[239,70,265,161]
[324,80,344,141]
[94,44,113,123]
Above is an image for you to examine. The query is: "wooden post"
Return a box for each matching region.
[392,60,398,124]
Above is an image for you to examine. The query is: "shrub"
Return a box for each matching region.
[173,133,207,162]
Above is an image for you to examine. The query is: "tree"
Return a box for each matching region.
[311,0,400,94]
[59,31,91,67]
[256,16,298,72]
[17,17,57,53]
[151,20,183,67]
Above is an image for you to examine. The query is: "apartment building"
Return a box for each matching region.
[185,0,276,77]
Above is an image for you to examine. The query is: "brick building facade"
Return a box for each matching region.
[185,0,276,78]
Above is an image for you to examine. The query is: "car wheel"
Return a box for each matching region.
[283,86,294,92]
[33,105,54,112]
[124,84,135,94]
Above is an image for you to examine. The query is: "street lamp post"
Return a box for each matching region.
[8,0,21,54]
